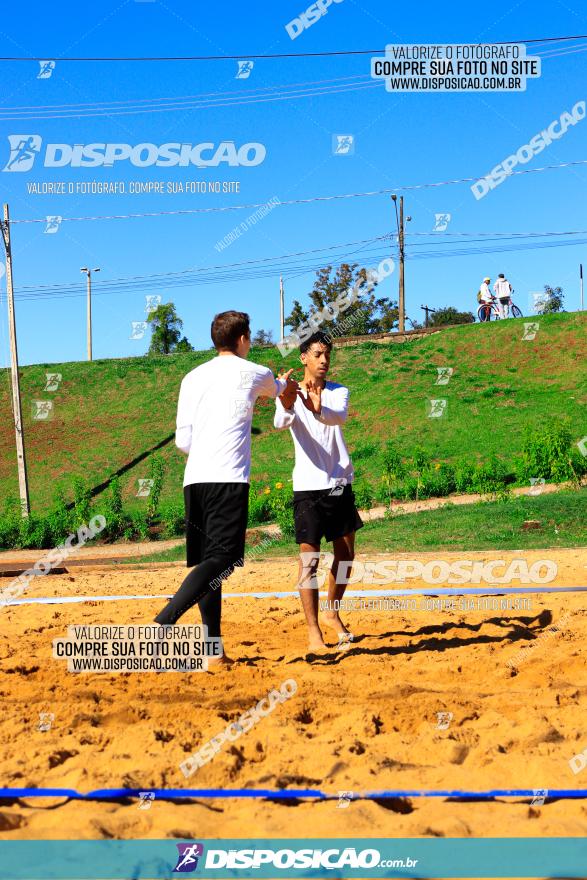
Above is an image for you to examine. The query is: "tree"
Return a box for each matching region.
[429,306,475,327]
[252,328,274,345]
[284,262,398,337]
[146,303,193,355]
[538,285,564,314]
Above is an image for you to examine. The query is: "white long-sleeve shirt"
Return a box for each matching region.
[176,355,286,485]
[479,281,493,303]
[273,381,354,491]
[494,278,513,299]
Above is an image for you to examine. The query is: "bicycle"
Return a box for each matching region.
[477,296,523,321]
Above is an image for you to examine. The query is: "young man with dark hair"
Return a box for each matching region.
[274,331,362,651]
[155,310,296,664]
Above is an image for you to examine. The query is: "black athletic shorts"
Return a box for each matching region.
[293,484,363,546]
[184,482,250,568]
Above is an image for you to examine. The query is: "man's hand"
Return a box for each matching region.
[298,380,322,415]
[278,369,298,409]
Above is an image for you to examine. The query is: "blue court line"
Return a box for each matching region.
[2,787,587,801]
[6,585,587,605]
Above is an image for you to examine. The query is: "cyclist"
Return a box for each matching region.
[493,273,513,319]
[477,276,493,322]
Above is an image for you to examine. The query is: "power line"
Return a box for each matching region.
[1,34,586,61]
[4,231,587,304]
[10,159,587,226]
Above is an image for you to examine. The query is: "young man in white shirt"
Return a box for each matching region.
[274,331,363,652]
[155,310,296,664]
[493,273,513,319]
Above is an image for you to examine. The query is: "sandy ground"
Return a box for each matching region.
[1,547,586,849]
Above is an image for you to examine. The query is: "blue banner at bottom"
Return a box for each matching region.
[0,838,586,879]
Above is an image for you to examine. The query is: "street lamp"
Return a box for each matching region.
[80,267,100,361]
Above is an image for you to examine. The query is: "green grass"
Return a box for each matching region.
[1,312,586,516]
[123,487,587,563]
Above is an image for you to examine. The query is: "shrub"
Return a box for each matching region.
[146,455,166,522]
[353,480,375,510]
[101,477,126,540]
[263,483,294,537]
[522,420,576,483]
[247,487,273,527]
[160,501,185,538]
[472,455,510,498]
[455,460,475,493]
[72,476,92,526]
[123,509,150,541]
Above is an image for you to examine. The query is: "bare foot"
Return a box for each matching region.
[322,610,351,637]
[308,627,327,652]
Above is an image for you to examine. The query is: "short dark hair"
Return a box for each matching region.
[211,311,250,351]
[300,331,333,355]
[498,273,505,278]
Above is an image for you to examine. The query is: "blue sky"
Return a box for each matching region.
[0,0,585,366]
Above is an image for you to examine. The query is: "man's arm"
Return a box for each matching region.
[256,365,295,400]
[175,377,192,454]
[299,383,349,426]
[274,395,296,430]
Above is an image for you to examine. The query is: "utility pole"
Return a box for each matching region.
[581,264,584,311]
[421,305,437,328]
[1,204,30,517]
[392,195,411,333]
[81,267,100,360]
[279,276,284,342]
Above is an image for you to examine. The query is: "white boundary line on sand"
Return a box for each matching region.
[5,586,587,606]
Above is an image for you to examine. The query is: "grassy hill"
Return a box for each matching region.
[0,312,586,521]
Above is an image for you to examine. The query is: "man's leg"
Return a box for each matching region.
[322,533,355,637]
[297,542,326,651]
